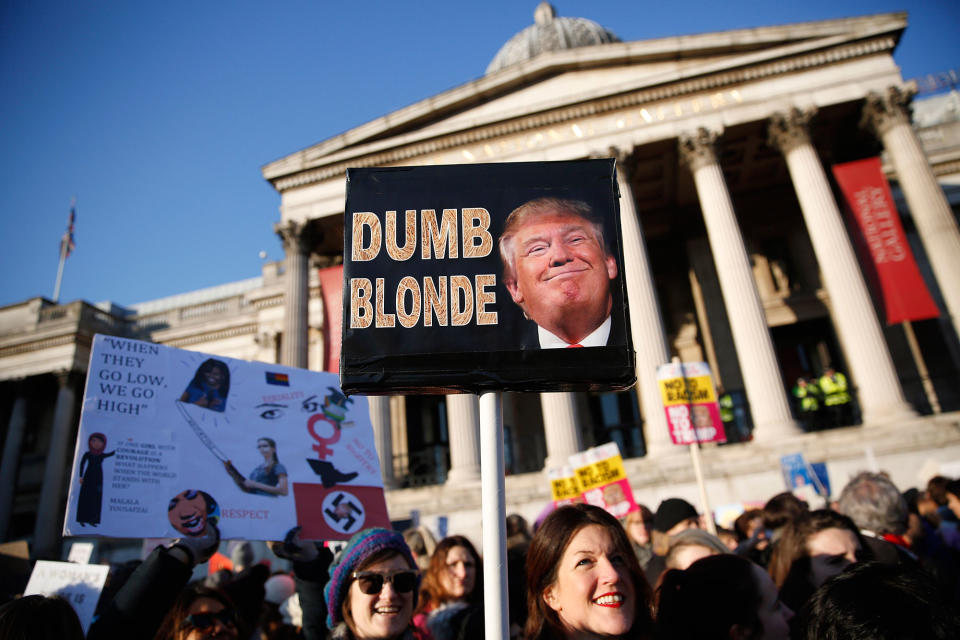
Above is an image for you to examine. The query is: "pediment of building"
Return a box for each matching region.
[263,12,905,189]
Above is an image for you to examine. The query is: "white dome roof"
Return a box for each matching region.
[486,3,621,75]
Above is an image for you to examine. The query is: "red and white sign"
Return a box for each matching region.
[833,157,939,324]
[568,442,638,519]
[318,265,344,373]
[657,362,726,445]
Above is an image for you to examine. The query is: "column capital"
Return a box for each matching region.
[767,107,817,155]
[255,331,279,348]
[274,220,316,256]
[54,369,78,388]
[860,85,916,137]
[607,145,635,179]
[678,127,720,172]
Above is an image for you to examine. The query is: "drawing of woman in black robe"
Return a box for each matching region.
[76,432,115,526]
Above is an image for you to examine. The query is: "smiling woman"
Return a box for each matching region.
[323,528,423,640]
[525,503,654,640]
[167,489,219,537]
[499,198,619,349]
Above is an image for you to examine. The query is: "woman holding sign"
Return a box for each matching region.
[524,503,654,640]
[243,437,288,496]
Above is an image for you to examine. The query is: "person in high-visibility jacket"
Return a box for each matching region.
[717,389,736,440]
[819,367,852,427]
[792,377,822,431]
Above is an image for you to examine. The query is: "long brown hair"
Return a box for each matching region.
[768,509,869,614]
[524,504,654,640]
[153,585,242,640]
[768,509,864,587]
[417,535,483,612]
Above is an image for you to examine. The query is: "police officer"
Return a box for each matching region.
[819,367,852,427]
[792,376,822,431]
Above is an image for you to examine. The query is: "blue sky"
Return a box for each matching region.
[1,1,957,309]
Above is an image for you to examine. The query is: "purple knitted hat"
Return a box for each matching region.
[324,528,419,629]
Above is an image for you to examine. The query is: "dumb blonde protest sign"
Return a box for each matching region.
[341,159,635,394]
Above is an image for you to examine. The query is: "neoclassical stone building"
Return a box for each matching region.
[259,7,960,531]
[3,6,960,556]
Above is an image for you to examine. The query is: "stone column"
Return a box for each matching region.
[389,396,408,480]
[0,385,27,538]
[34,371,77,559]
[862,86,960,342]
[276,220,311,369]
[541,392,583,471]
[611,148,673,456]
[678,128,800,440]
[769,108,915,423]
[367,396,397,489]
[445,394,481,484]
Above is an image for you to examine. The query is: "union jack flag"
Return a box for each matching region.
[61,199,76,258]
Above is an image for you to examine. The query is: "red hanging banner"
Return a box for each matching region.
[318,264,344,373]
[832,157,939,324]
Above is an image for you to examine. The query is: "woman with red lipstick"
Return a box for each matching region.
[525,504,654,640]
[414,535,484,640]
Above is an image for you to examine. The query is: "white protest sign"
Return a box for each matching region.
[24,560,110,634]
[67,541,94,564]
[63,335,390,541]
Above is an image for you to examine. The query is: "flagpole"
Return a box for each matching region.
[52,236,67,303]
[52,197,76,304]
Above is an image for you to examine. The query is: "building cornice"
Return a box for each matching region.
[159,324,259,349]
[270,36,897,192]
[933,158,960,177]
[0,333,78,359]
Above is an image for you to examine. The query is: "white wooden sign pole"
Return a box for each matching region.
[675,357,716,535]
[479,391,509,640]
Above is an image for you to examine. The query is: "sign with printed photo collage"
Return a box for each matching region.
[63,335,389,541]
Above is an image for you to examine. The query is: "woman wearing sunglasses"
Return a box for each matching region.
[323,527,424,640]
[87,523,221,640]
[154,585,241,640]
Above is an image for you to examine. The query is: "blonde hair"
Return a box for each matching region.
[498,197,608,282]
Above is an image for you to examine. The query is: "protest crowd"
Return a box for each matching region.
[2,472,960,639]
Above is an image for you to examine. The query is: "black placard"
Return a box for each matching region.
[340,159,635,394]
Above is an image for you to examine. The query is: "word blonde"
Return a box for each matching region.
[349,209,499,329]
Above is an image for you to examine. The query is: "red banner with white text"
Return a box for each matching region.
[832,157,939,324]
[318,265,344,373]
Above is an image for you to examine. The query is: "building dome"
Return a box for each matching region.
[486,2,621,75]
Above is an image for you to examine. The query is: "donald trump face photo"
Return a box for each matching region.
[499,197,619,348]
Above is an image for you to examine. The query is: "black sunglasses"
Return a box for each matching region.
[351,570,418,595]
[180,609,237,630]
